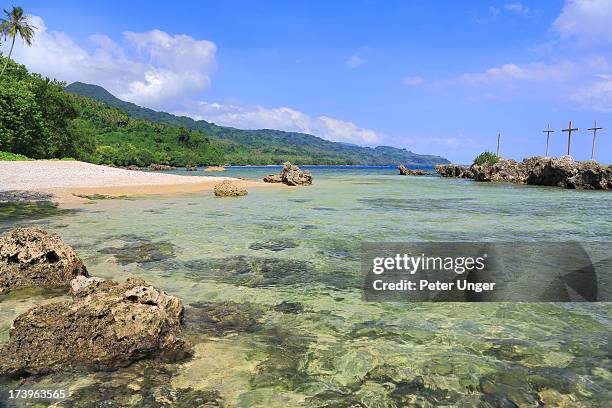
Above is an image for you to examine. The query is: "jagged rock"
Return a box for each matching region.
[70,275,105,293]
[213,180,248,197]
[123,165,142,171]
[0,277,188,376]
[524,156,612,189]
[263,162,312,186]
[435,164,474,179]
[437,156,611,190]
[0,227,88,294]
[185,165,198,171]
[472,159,527,183]
[262,174,283,183]
[398,165,428,175]
[148,164,176,171]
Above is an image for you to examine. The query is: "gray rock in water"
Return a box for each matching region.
[0,227,88,294]
[0,277,188,376]
[148,164,176,171]
[472,159,527,183]
[263,162,312,186]
[399,165,427,175]
[435,164,474,179]
[437,156,611,190]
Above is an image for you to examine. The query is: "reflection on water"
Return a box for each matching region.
[1,167,611,407]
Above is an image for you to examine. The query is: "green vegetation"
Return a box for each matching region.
[0,150,32,160]
[70,93,224,166]
[1,57,449,167]
[473,151,500,166]
[1,6,36,77]
[0,57,86,159]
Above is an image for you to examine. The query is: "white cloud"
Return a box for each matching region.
[460,61,574,84]
[504,2,530,15]
[571,74,612,111]
[554,0,612,44]
[182,102,381,144]
[346,54,366,68]
[403,76,425,86]
[489,6,501,16]
[3,16,217,109]
[1,15,386,146]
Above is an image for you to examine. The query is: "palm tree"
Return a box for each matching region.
[0,6,36,77]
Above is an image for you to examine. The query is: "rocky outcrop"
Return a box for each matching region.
[472,159,527,183]
[204,166,226,172]
[0,276,188,376]
[398,165,428,175]
[213,180,248,197]
[524,156,612,189]
[264,162,312,186]
[0,227,88,294]
[435,164,474,179]
[148,164,176,171]
[436,156,612,190]
[185,165,198,171]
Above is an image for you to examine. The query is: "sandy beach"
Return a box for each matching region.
[0,161,275,204]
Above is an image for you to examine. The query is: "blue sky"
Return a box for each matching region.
[5,0,612,163]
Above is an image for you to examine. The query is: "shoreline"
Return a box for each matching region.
[0,160,280,206]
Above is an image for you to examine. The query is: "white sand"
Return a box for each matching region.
[0,161,235,190]
[0,161,276,205]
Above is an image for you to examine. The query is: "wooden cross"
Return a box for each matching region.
[496,133,501,156]
[587,120,603,161]
[542,124,554,157]
[562,121,578,158]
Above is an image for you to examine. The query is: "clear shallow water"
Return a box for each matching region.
[1,168,611,407]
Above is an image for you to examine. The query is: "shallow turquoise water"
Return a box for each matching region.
[1,168,610,407]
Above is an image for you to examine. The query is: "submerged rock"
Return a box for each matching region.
[398,165,428,175]
[101,240,176,265]
[264,162,312,186]
[184,301,263,336]
[0,276,188,376]
[0,227,88,294]
[248,239,299,251]
[213,180,248,197]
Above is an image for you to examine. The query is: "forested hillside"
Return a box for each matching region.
[66,82,449,166]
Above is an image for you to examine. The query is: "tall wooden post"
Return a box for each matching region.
[496,133,500,157]
[587,120,603,161]
[562,121,578,159]
[542,124,554,157]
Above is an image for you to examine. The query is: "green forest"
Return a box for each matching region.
[1,56,449,167]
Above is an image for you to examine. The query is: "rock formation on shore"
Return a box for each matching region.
[436,157,612,190]
[0,227,88,294]
[214,180,248,197]
[263,162,312,186]
[204,166,226,172]
[0,275,188,376]
[148,164,176,171]
[398,165,428,176]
